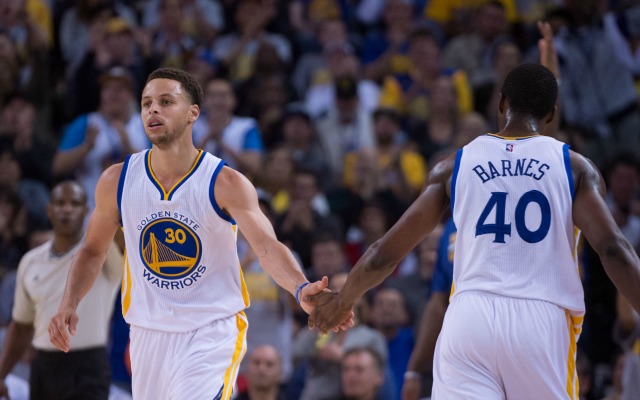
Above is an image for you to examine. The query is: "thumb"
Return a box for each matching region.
[68,314,78,336]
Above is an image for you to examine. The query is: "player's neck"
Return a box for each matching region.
[499,113,543,138]
[150,142,200,183]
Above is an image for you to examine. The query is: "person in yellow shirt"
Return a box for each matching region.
[378,29,472,124]
[343,108,427,203]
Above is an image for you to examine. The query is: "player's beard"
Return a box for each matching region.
[148,123,187,149]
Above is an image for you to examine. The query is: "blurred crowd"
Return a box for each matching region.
[1,0,640,399]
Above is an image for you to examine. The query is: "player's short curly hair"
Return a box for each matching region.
[146,67,203,108]
[500,63,557,119]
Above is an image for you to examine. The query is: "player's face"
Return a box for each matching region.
[141,78,199,148]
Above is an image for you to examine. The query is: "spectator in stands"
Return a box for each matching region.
[141,0,224,46]
[0,93,55,187]
[257,146,295,215]
[554,0,640,166]
[193,77,264,179]
[604,154,640,251]
[340,347,388,400]
[315,75,375,182]
[237,345,288,400]
[0,181,122,400]
[442,1,512,87]
[292,273,392,400]
[292,18,351,98]
[0,188,27,272]
[406,74,463,164]
[343,107,427,203]
[236,42,294,145]
[59,0,137,74]
[70,16,151,117]
[473,40,522,131]
[213,0,291,84]
[276,170,341,269]
[147,0,199,69]
[279,105,331,189]
[305,47,380,120]
[379,28,472,125]
[370,287,414,400]
[361,0,416,83]
[53,67,149,210]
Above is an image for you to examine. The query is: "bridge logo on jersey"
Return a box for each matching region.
[139,218,202,279]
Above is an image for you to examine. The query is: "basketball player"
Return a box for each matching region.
[48,68,351,400]
[309,61,640,399]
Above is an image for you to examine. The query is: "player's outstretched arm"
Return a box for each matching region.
[216,166,353,328]
[309,154,455,333]
[572,152,640,313]
[48,164,122,352]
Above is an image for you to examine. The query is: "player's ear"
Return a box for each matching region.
[544,106,556,125]
[189,104,200,123]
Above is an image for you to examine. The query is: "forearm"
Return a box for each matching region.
[0,322,34,379]
[53,146,90,176]
[257,241,308,296]
[59,249,108,311]
[340,242,397,308]
[600,235,640,314]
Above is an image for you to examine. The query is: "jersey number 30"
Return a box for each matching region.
[475,190,551,244]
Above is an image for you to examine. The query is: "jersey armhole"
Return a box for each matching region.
[450,148,464,216]
[117,154,132,226]
[562,144,575,201]
[209,161,237,224]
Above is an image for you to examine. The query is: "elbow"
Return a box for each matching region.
[365,241,397,273]
[597,233,633,262]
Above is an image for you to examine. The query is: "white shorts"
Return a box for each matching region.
[432,292,582,400]
[129,312,248,400]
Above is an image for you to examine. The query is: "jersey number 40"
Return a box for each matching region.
[475,190,551,244]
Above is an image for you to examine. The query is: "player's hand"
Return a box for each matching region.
[48,308,79,353]
[307,289,355,334]
[300,277,354,332]
[0,379,11,400]
[401,375,422,400]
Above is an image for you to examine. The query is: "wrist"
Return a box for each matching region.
[404,370,421,381]
[295,282,311,305]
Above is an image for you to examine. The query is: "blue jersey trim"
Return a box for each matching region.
[209,161,236,224]
[450,149,463,216]
[144,150,164,200]
[563,144,575,201]
[117,154,131,225]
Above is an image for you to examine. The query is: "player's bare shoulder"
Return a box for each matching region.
[568,149,605,198]
[428,151,459,198]
[95,162,126,209]
[213,166,255,210]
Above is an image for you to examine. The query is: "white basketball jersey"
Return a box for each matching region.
[118,149,249,332]
[451,134,584,315]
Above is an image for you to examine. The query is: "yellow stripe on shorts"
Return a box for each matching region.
[565,311,583,399]
[221,311,248,399]
[121,252,132,317]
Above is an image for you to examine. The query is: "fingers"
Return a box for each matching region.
[48,319,70,352]
[48,314,74,352]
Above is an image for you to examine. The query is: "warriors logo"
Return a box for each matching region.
[139,218,202,279]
